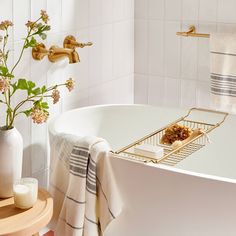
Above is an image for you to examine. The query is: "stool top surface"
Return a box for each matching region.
[0,188,53,236]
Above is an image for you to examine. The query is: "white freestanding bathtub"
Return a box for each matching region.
[49,105,236,236]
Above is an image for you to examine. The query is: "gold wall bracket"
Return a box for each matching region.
[176,25,210,38]
[32,35,93,64]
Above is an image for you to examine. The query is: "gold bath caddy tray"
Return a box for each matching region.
[114,108,228,166]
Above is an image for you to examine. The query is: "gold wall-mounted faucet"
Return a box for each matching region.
[48,46,79,63]
[32,35,93,63]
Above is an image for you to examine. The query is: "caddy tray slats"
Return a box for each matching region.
[114,108,228,166]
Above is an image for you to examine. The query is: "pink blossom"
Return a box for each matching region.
[0,20,13,30]
[66,78,75,92]
[0,78,9,92]
[40,10,49,24]
[25,21,38,31]
[30,107,49,124]
[52,89,60,104]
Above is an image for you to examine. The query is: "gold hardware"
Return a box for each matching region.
[176,25,210,38]
[48,46,80,64]
[32,35,92,63]
[32,43,50,60]
[114,108,228,166]
[63,35,93,49]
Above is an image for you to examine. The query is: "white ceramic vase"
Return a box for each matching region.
[0,127,23,198]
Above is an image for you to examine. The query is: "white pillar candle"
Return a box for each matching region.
[13,178,38,209]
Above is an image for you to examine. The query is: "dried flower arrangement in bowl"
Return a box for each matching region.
[0,10,75,198]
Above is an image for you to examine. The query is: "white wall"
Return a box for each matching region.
[0,0,134,186]
[134,0,236,108]
[3,0,236,186]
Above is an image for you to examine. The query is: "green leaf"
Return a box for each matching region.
[11,79,42,96]
[35,24,44,35]
[39,33,47,40]
[0,66,8,75]
[32,99,49,110]
[37,24,50,33]
[17,79,28,90]
[44,25,51,31]
[26,81,36,96]
[31,87,41,96]
[41,102,49,109]
[27,81,36,89]
[7,73,14,78]
[33,100,41,107]
[37,23,43,29]
[41,85,47,94]
[0,66,13,78]
[24,37,37,49]
[33,24,51,40]
[23,109,32,117]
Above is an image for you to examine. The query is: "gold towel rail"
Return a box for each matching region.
[176,25,210,38]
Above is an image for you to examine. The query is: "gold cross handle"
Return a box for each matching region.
[63,35,93,49]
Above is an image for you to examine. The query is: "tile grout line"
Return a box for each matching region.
[146,0,150,105]
[162,0,167,107]
[195,0,200,108]
[179,0,183,108]
[29,0,33,177]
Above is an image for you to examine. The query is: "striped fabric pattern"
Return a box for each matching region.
[49,135,122,236]
[70,145,98,196]
[211,73,236,97]
[70,146,89,178]
[210,33,236,113]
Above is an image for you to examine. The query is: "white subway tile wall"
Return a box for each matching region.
[134,0,236,108]
[0,0,134,186]
[2,0,236,187]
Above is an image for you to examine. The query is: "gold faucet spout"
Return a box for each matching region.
[48,46,80,64]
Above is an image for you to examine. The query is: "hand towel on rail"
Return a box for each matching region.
[49,134,122,236]
[210,33,236,113]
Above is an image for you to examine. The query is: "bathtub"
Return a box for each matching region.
[49,104,236,236]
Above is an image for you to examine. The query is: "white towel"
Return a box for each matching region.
[49,134,122,236]
[210,33,236,114]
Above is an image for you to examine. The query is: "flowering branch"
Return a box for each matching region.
[0,11,75,129]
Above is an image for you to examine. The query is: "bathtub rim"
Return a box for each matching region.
[48,103,163,137]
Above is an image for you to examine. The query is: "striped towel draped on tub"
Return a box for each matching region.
[210,33,236,113]
[49,134,122,236]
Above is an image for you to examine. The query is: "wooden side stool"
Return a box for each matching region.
[0,188,53,236]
